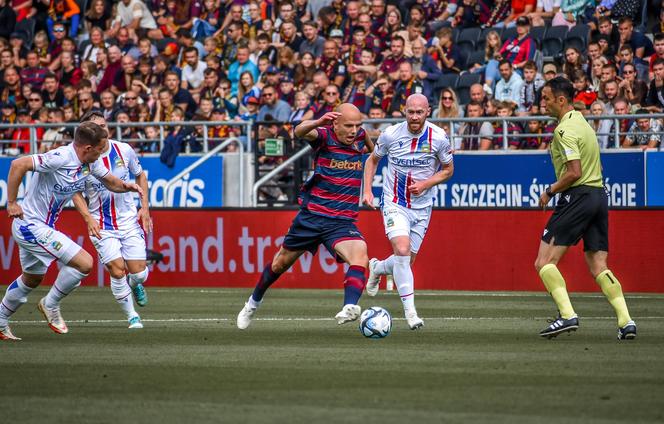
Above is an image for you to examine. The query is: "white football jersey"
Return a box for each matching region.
[22,144,109,226]
[84,140,143,231]
[375,121,453,209]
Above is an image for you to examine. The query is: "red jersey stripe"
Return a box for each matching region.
[310,187,359,204]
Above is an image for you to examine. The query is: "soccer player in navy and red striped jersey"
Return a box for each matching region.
[237,103,375,329]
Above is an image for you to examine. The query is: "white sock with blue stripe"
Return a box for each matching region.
[44,266,87,309]
[0,276,33,326]
[111,276,138,319]
[392,255,416,314]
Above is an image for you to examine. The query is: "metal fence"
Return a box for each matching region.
[1,113,662,157]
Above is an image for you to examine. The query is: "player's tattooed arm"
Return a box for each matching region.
[72,193,101,239]
[294,112,342,140]
[99,173,144,197]
[6,156,34,219]
[135,173,153,234]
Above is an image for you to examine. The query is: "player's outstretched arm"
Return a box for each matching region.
[135,173,153,234]
[294,112,341,141]
[362,152,381,209]
[72,193,101,239]
[6,156,34,219]
[99,173,144,197]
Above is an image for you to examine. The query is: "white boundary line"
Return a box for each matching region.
[12,316,664,325]
[146,289,664,299]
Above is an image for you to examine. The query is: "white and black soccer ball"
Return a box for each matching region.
[359,307,392,339]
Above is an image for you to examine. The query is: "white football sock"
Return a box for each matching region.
[392,255,416,314]
[111,276,138,319]
[0,276,33,325]
[44,266,87,309]
[375,255,396,275]
[127,267,149,288]
[247,295,261,309]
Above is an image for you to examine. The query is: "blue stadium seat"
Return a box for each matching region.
[456,73,482,89]
[456,87,471,106]
[563,37,586,52]
[566,24,590,45]
[530,26,547,49]
[457,43,475,68]
[434,74,459,106]
[14,18,36,49]
[466,50,487,67]
[452,27,462,44]
[457,27,481,50]
[544,26,569,42]
[542,38,564,59]
[435,74,459,90]
[456,74,481,106]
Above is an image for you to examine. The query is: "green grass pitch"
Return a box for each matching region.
[2,288,663,424]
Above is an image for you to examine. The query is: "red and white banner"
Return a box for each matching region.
[1,209,662,292]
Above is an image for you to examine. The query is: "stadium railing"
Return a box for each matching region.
[0,114,661,157]
[0,120,253,155]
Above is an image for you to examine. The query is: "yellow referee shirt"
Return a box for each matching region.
[550,110,603,188]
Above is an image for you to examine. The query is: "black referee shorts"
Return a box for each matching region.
[541,185,609,252]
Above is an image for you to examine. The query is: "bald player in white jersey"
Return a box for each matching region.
[362,94,454,329]
[0,122,143,341]
[72,111,152,330]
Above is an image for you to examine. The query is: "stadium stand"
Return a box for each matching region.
[0,0,660,158]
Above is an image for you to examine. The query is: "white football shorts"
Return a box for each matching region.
[380,199,432,254]
[12,219,82,274]
[90,225,146,264]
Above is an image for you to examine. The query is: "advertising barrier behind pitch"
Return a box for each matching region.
[369,151,645,208]
[0,156,223,208]
[1,210,661,292]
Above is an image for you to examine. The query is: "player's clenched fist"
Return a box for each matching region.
[7,201,23,219]
[318,112,341,126]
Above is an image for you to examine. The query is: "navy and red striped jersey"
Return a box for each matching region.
[299,126,367,221]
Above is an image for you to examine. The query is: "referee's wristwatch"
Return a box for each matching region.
[545,187,554,197]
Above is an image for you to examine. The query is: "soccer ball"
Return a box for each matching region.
[359,307,392,339]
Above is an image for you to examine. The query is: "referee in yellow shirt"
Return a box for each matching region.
[534,77,636,340]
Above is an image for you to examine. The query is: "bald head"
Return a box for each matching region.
[334,103,362,145]
[404,94,430,134]
[336,102,362,119]
[406,94,429,110]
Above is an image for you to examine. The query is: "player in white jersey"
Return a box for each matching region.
[0,122,143,341]
[72,112,152,330]
[362,94,454,329]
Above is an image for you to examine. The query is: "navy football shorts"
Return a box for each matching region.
[283,209,365,262]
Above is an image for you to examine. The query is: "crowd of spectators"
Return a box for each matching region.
[0,0,662,156]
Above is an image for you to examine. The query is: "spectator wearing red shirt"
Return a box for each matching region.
[572,71,598,108]
[649,33,664,76]
[20,52,49,91]
[499,17,536,71]
[379,36,407,80]
[11,108,43,154]
[57,51,82,87]
[501,0,537,27]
